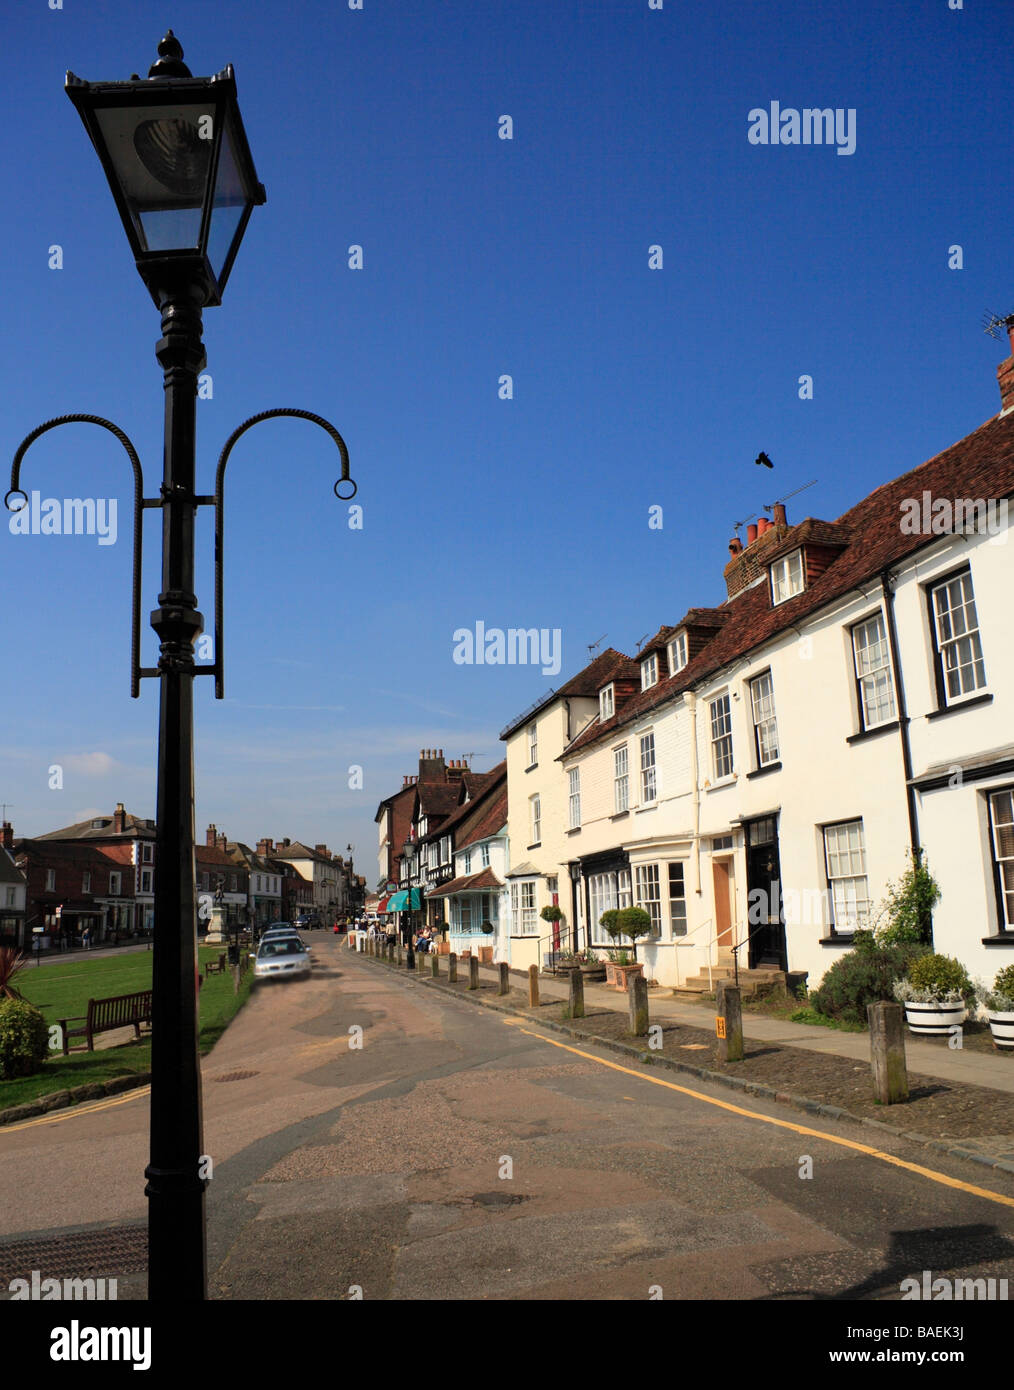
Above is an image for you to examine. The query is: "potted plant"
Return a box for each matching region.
[478,919,496,963]
[602,907,652,990]
[975,965,1014,1050]
[578,948,607,983]
[893,952,974,1036]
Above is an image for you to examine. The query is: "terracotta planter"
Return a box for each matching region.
[605,961,644,991]
[437,942,450,955]
[478,946,494,964]
[987,1010,1014,1049]
[903,1001,966,1036]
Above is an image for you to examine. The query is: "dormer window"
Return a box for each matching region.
[771,549,804,605]
[599,684,615,720]
[669,632,688,674]
[641,654,658,690]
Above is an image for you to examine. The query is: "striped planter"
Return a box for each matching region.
[903,1001,966,1036]
[987,1011,1014,1050]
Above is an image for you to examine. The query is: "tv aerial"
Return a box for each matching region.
[983,309,1014,343]
[634,632,650,652]
[763,479,818,515]
[587,633,607,656]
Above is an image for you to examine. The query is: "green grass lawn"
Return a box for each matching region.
[1,947,254,1113]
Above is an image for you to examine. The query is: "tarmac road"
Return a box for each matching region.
[3,935,1014,1302]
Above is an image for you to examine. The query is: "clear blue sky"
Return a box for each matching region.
[2,0,1011,881]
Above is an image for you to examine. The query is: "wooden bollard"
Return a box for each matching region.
[868,1000,909,1104]
[448,952,458,983]
[628,972,649,1036]
[396,944,403,967]
[430,951,439,977]
[468,955,479,990]
[569,968,585,1019]
[715,981,743,1061]
[528,964,540,1007]
[498,961,510,996]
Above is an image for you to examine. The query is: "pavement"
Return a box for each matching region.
[485,961,1014,1095]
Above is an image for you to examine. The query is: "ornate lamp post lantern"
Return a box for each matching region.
[5,32,357,1302]
[401,837,420,971]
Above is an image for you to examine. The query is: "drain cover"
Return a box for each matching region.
[469,1191,527,1209]
[0,1226,147,1281]
[210,1069,259,1083]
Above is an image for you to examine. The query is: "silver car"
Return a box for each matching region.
[254,936,311,980]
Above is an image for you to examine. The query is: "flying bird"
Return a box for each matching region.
[755,451,774,469]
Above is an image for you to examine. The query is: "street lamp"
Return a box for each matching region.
[5,32,356,1303]
[401,837,419,971]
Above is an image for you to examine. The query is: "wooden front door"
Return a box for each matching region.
[713,860,733,947]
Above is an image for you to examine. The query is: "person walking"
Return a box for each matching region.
[82,923,92,951]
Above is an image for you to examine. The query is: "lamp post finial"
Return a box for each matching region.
[149,30,192,79]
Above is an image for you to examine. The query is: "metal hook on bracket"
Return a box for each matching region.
[213,409,355,699]
[6,414,147,697]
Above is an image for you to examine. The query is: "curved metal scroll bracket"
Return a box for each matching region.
[213,409,356,700]
[5,414,146,698]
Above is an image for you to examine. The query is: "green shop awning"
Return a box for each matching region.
[386,888,423,911]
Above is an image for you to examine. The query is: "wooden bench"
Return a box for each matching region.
[204,951,227,979]
[58,990,153,1055]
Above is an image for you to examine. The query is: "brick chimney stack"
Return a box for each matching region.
[723,505,791,599]
[206,824,217,847]
[315,843,327,856]
[113,802,126,833]
[998,322,1014,414]
[257,837,273,856]
[218,833,228,852]
[1,822,12,852]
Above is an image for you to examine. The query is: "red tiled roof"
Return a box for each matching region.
[455,778,508,850]
[639,625,678,655]
[499,648,640,740]
[417,782,462,818]
[420,763,507,844]
[563,406,1014,758]
[428,867,504,898]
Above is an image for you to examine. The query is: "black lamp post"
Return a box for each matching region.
[5,32,356,1302]
[401,837,418,971]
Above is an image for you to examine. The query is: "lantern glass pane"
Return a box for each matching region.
[94,103,215,252]
[206,120,247,282]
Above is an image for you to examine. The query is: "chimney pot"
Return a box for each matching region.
[728,538,743,556]
[746,523,758,545]
[757,517,771,535]
[1,821,12,852]
[773,502,787,527]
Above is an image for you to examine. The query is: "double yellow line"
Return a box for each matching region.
[502,1017,1014,1210]
[1,1085,150,1135]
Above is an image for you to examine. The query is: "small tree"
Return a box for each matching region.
[605,906,653,961]
[872,850,940,946]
